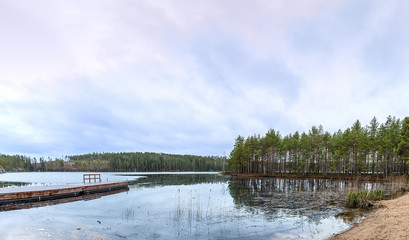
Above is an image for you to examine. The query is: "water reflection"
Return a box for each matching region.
[127,174,358,239]
[0,173,407,240]
[0,181,30,188]
[228,178,354,226]
[227,177,408,227]
[228,177,407,210]
[121,173,228,187]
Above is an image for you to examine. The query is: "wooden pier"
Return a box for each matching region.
[0,180,129,205]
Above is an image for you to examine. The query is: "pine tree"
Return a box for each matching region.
[397,117,409,173]
[368,117,379,174]
[228,136,246,173]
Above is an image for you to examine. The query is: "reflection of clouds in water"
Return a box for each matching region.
[273,232,299,240]
[0,221,112,240]
[2,173,397,240]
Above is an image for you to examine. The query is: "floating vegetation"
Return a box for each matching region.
[345,190,384,209]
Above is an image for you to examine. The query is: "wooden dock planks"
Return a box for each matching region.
[0,181,129,204]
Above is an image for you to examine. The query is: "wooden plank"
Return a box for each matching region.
[0,181,128,203]
[0,188,129,212]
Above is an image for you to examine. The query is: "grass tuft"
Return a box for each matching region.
[345,190,384,209]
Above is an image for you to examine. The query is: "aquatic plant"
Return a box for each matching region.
[175,188,182,220]
[345,190,384,209]
[123,206,135,221]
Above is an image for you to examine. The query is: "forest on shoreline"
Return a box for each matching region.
[228,116,409,177]
[3,115,409,177]
[0,152,226,172]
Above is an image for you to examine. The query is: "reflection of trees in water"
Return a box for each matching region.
[129,174,408,227]
[0,181,30,188]
[228,177,404,223]
[129,174,229,188]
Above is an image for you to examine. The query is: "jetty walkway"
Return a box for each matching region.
[0,174,128,205]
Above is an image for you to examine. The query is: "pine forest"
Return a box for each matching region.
[228,116,409,177]
[0,152,226,172]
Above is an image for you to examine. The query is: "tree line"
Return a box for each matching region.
[0,155,33,172]
[228,116,409,177]
[68,152,226,172]
[0,152,227,172]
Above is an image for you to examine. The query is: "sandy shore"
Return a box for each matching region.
[330,193,409,240]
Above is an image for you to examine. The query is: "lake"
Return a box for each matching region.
[0,172,404,239]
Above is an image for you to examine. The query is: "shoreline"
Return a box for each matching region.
[225,172,408,182]
[226,172,409,239]
[329,192,409,240]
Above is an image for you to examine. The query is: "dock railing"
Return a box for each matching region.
[83,174,102,183]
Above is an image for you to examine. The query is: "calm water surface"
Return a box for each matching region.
[0,172,403,239]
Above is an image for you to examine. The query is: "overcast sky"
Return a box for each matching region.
[1,0,408,158]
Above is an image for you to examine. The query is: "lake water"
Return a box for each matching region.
[0,172,404,240]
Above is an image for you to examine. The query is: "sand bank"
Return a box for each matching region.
[330,193,409,240]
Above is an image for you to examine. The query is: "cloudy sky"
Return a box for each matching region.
[1,0,408,158]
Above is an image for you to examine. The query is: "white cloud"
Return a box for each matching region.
[1,0,409,157]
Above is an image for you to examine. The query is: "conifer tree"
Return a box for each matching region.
[397,117,409,171]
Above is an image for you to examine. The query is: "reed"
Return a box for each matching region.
[345,190,384,209]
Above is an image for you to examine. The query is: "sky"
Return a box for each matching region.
[1,0,409,158]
